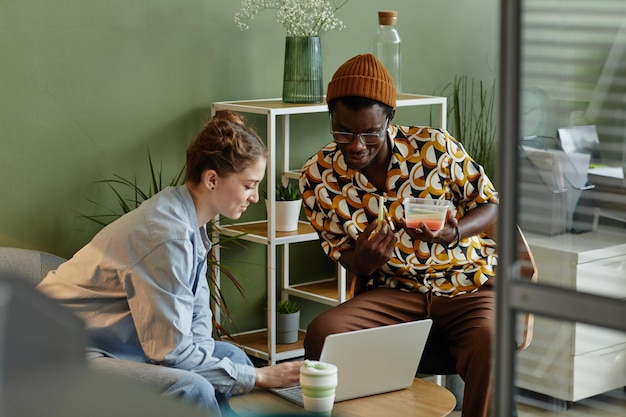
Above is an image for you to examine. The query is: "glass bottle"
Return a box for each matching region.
[374,10,402,93]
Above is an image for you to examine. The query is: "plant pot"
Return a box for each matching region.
[276,311,300,344]
[267,199,303,232]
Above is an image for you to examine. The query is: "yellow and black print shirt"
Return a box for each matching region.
[300,125,499,297]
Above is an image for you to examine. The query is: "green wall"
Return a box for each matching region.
[1,0,498,329]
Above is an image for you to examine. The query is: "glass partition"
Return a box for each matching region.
[497,0,626,416]
[516,314,626,415]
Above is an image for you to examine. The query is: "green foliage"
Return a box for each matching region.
[276,182,302,201]
[277,299,300,314]
[77,151,247,339]
[439,75,497,179]
[78,152,185,226]
[263,181,302,201]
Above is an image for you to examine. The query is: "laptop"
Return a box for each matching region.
[271,319,433,406]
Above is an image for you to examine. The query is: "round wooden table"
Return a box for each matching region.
[230,377,456,417]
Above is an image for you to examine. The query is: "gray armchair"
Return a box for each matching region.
[0,246,66,286]
[0,246,206,416]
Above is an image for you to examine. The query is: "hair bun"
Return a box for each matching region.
[211,110,245,128]
[186,109,266,184]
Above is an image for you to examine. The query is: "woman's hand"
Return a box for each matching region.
[255,361,303,388]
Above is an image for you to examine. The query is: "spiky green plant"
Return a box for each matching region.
[262,181,302,201]
[436,75,497,179]
[78,152,185,226]
[277,299,300,314]
[276,182,301,201]
[77,151,248,339]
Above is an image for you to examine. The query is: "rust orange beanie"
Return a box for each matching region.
[326,54,396,108]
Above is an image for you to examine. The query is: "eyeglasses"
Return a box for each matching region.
[330,117,389,145]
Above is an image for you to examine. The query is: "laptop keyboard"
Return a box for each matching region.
[271,385,304,406]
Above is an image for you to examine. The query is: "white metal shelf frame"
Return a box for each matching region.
[211,94,447,364]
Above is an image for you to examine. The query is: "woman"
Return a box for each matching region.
[37,111,301,416]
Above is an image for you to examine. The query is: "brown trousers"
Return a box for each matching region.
[304,283,495,417]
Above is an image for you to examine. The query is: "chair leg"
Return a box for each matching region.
[444,374,465,411]
[435,374,445,386]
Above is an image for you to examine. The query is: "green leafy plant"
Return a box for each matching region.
[277,182,302,201]
[78,151,248,339]
[262,181,302,201]
[277,299,300,314]
[438,75,496,179]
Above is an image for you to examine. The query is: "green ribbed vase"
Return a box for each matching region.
[282,36,323,104]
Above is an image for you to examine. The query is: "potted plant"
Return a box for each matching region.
[276,299,300,344]
[265,181,303,232]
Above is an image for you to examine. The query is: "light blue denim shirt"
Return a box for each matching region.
[37,185,256,395]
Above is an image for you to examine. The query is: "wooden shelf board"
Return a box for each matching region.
[217,221,318,244]
[224,330,306,356]
[291,279,342,300]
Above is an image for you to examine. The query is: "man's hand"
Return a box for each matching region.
[255,361,303,388]
[348,219,397,276]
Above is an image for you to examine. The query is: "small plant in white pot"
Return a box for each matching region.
[276,299,300,344]
[265,182,303,232]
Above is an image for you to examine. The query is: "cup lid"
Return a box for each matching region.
[301,360,337,374]
[403,197,452,207]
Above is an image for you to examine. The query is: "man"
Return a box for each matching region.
[299,54,498,417]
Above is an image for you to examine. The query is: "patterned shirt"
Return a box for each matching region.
[300,125,499,297]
